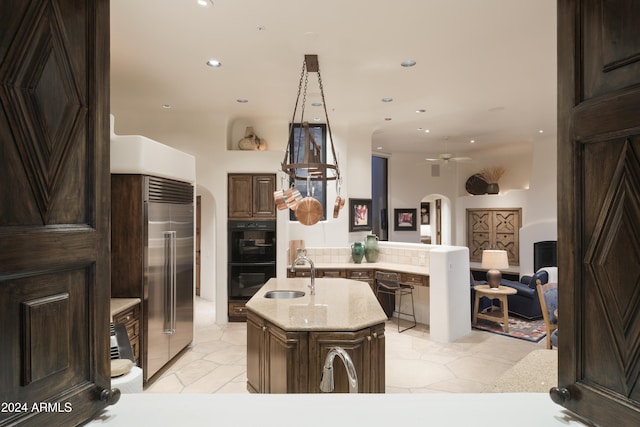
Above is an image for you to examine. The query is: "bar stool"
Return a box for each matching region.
[375,271,417,332]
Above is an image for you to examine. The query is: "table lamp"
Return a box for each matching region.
[481,249,509,288]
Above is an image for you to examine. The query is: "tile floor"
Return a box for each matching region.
[144,297,549,394]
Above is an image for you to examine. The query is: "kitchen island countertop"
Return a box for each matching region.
[245,277,388,332]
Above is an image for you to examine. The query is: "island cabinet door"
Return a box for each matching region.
[369,323,386,392]
[309,328,378,393]
[266,324,309,393]
[246,312,267,392]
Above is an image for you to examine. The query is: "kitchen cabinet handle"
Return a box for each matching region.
[163,231,177,334]
[262,326,267,332]
[373,332,378,338]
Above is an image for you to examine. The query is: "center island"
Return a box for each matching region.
[245,277,388,393]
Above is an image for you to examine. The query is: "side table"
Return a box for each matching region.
[472,285,517,332]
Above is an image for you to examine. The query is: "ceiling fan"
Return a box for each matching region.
[424,153,472,164]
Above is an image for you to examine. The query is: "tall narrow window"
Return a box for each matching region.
[371,156,388,240]
[289,123,327,221]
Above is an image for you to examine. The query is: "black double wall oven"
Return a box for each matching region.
[228,220,276,303]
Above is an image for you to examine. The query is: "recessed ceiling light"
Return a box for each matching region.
[381,98,393,103]
[401,60,416,67]
[424,129,430,133]
[161,104,171,109]
[236,98,248,103]
[470,139,475,143]
[416,109,426,113]
[539,129,544,133]
[197,0,213,7]
[313,117,321,121]
[206,59,222,68]
[377,146,383,150]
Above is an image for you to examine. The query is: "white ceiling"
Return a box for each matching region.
[110,0,557,158]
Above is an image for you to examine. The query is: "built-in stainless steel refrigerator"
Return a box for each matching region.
[145,178,194,381]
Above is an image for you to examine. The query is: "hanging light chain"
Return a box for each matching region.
[317,68,340,180]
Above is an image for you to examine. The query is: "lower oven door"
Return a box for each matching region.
[228,263,276,299]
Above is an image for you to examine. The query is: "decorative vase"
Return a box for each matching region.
[486,182,500,194]
[351,242,364,264]
[364,234,379,263]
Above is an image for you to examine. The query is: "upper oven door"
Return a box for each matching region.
[229,221,276,263]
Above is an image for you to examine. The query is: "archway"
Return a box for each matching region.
[420,193,452,245]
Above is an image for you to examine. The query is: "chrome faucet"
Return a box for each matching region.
[319,347,358,393]
[290,254,315,295]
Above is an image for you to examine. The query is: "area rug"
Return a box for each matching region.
[473,316,547,343]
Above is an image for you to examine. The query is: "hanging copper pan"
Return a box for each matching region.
[295,197,323,226]
[273,190,287,210]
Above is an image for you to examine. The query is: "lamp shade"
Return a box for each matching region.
[481,250,509,270]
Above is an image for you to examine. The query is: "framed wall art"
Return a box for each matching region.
[349,198,372,232]
[394,208,417,231]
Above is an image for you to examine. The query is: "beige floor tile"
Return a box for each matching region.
[144,297,554,395]
[145,374,184,393]
[386,359,455,389]
[182,365,246,393]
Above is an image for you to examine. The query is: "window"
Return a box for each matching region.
[289,123,327,221]
[371,155,388,240]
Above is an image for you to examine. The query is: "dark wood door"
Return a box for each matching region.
[0,1,113,425]
[557,0,640,425]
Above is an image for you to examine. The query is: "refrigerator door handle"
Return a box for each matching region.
[163,230,177,334]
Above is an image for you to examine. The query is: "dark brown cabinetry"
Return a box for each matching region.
[228,174,276,219]
[347,269,375,292]
[246,311,308,393]
[287,268,429,294]
[246,310,384,393]
[467,208,521,265]
[112,303,141,365]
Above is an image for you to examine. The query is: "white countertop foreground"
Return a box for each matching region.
[245,277,388,331]
[87,393,593,427]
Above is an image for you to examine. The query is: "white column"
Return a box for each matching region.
[429,247,471,342]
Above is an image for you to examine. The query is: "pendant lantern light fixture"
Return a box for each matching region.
[280,54,341,184]
[275,55,344,226]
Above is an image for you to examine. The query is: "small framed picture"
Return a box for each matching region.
[349,198,372,232]
[394,208,417,231]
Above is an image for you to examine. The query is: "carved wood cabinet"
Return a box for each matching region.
[112,303,141,365]
[228,174,276,219]
[246,310,385,393]
[466,208,522,265]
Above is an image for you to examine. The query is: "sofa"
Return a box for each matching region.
[500,267,557,320]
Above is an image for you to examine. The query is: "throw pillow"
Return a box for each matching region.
[544,286,558,324]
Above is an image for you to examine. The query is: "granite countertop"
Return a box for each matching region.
[109,298,141,321]
[289,261,429,275]
[245,277,388,332]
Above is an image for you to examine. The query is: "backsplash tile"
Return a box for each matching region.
[289,243,430,267]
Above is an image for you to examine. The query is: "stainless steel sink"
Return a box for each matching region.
[264,290,305,299]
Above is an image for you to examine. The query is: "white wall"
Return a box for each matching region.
[112,110,372,323]
[111,110,557,323]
